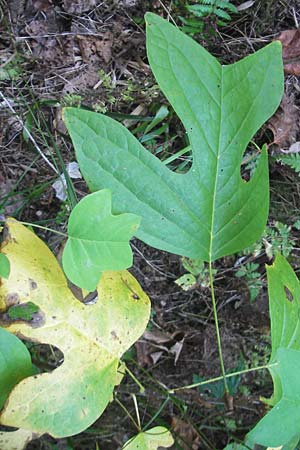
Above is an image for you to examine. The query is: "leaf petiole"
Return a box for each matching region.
[3,219,67,238]
[209,260,229,396]
[168,362,278,393]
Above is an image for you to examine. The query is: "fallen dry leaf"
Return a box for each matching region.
[0,176,23,216]
[62,0,97,14]
[62,68,100,95]
[135,330,185,367]
[277,29,300,76]
[281,141,300,154]
[171,417,200,450]
[267,93,299,148]
[25,20,75,68]
[78,32,113,65]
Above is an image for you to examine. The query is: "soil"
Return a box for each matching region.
[1,0,300,449]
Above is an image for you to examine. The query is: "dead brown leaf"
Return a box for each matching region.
[62,0,97,14]
[62,68,100,95]
[135,330,185,367]
[0,176,23,216]
[32,0,53,12]
[267,93,299,148]
[25,20,75,68]
[277,29,300,76]
[171,417,201,450]
[78,32,113,65]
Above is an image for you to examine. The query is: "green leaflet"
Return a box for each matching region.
[248,255,300,446]
[0,327,33,409]
[63,13,283,262]
[0,254,10,279]
[62,189,140,291]
[122,426,174,449]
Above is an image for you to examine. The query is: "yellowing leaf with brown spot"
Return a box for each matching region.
[0,220,150,442]
[0,429,38,450]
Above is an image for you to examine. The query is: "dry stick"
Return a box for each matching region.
[0,92,59,175]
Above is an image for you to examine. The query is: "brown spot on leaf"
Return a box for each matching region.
[111,331,118,340]
[284,286,293,302]
[29,279,38,290]
[5,292,20,307]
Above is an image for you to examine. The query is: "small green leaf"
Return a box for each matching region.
[248,255,300,446]
[122,426,174,449]
[248,347,300,447]
[7,302,40,321]
[223,444,249,450]
[0,254,10,279]
[0,327,33,409]
[175,273,197,290]
[62,190,140,291]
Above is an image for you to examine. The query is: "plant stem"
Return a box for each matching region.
[131,394,141,430]
[209,260,228,395]
[169,362,278,393]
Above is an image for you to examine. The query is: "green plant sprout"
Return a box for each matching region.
[242,220,295,259]
[2,11,300,450]
[180,0,237,34]
[235,262,262,302]
[276,152,300,173]
[175,256,215,290]
[193,356,244,399]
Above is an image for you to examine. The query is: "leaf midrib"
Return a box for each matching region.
[68,236,128,244]
[209,66,223,262]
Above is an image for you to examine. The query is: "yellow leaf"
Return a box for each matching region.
[0,220,150,441]
[0,429,38,450]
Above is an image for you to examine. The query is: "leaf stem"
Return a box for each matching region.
[142,396,170,431]
[209,260,228,395]
[168,362,278,393]
[114,396,140,432]
[4,219,67,238]
[124,365,145,394]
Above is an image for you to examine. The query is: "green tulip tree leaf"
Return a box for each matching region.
[0,253,10,279]
[62,189,140,291]
[0,219,150,444]
[248,255,300,447]
[63,12,283,262]
[122,426,174,450]
[0,327,34,409]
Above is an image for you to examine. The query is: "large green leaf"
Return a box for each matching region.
[0,219,150,443]
[62,189,140,291]
[248,255,300,446]
[63,13,283,262]
[0,327,33,409]
[122,426,174,449]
